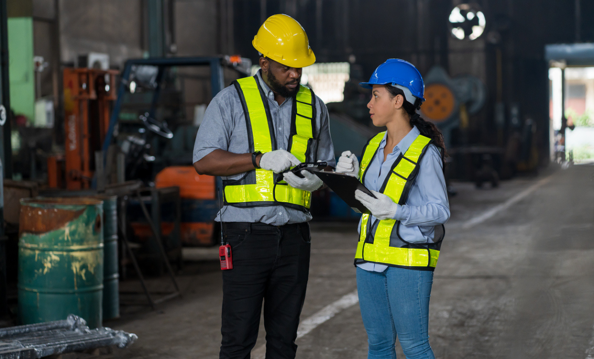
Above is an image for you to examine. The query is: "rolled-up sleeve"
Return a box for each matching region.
[315,98,336,167]
[193,94,233,164]
[393,146,450,226]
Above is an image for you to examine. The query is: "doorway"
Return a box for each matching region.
[547,44,594,164]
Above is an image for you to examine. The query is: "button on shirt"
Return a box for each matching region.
[193,70,335,225]
[357,126,450,272]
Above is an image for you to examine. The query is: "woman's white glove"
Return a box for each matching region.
[354,189,398,220]
[259,150,301,173]
[283,170,323,192]
[336,151,359,179]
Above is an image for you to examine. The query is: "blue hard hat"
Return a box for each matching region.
[359,59,425,107]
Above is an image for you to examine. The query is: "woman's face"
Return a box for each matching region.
[367,85,403,127]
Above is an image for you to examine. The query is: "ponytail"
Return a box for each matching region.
[385,86,447,170]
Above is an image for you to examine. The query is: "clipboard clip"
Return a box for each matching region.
[275,161,328,183]
[287,161,328,178]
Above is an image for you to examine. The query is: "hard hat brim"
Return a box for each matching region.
[359,81,376,89]
[359,82,425,104]
[253,40,316,68]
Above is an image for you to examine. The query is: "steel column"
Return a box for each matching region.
[147,0,165,57]
[0,0,12,178]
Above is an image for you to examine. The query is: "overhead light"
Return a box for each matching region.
[448,4,486,41]
[452,28,465,40]
[469,25,485,40]
[449,7,464,23]
[478,11,486,26]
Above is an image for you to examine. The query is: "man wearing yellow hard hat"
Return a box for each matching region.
[193,14,334,359]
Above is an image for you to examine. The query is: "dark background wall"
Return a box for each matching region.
[58,0,145,67]
[20,0,594,169]
[231,0,594,165]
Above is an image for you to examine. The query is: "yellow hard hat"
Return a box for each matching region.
[252,14,316,68]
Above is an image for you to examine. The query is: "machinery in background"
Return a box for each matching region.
[107,56,250,247]
[48,55,250,192]
[105,56,250,179]
[127,167,218,248]
[157,167,218,246]
[421,66,502,186]
[47,68,118,189]
[421,65,486,149]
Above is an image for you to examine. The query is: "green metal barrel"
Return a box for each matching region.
[18,198,104,328]
[95,195,119,320]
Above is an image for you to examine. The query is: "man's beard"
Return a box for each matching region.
[266,71,300,98]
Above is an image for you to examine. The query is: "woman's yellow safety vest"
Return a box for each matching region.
[354,132,444,271]
[223,76,317,212]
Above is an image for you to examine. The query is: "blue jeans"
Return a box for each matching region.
[356,267,435,359]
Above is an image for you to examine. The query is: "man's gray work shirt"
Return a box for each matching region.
[193,70,335,225]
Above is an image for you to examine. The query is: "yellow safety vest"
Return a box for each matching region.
[223,76,316,211]
[354,132,443,271]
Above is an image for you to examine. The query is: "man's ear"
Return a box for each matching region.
[259,57,269,73]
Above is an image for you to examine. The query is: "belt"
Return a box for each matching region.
[224,222,306,232]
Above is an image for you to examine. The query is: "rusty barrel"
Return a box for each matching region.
[95,195,119,320]
[18,197,103,328]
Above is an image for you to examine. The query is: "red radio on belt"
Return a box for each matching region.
[219,244,233,270]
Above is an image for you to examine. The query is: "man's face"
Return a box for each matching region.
[260,57,302,98]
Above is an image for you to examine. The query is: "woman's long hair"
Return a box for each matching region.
[385,85,447,169]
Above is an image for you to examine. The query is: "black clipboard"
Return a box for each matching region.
[306,169,376,214]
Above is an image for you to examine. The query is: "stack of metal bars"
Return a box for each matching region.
[0,315,137,358]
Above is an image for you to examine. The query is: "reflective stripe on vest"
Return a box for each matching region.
[223,76,315,211]
[355,132,440,270]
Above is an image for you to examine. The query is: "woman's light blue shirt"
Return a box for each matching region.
[357,126,450,273]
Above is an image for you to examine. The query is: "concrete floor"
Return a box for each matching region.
[62,164,594,359]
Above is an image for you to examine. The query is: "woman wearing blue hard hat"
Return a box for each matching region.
[336,59,449,359]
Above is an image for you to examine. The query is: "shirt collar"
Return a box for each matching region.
[379,126,421,154]
[255,70,275,100]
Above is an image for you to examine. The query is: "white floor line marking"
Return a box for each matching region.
[586,324,594,359]
[461,174,554,229]
[252,290,359,359]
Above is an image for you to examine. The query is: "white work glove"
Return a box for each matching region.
[336,151,359,179]
[354,189,398,220]
[283,170,323,192]
[259,150,301,173]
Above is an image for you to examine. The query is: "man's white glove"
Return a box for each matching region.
[283,170,323,192]
[259,150,301,173]
[354,189,398,220]
[336,151,359,179]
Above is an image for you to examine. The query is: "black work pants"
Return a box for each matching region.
[219,222,311,359]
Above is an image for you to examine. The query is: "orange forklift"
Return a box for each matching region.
[48,56,250,247]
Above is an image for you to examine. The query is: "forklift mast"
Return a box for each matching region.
[54,68,118,190]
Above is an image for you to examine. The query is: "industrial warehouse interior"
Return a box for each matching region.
[0,0,593,358]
